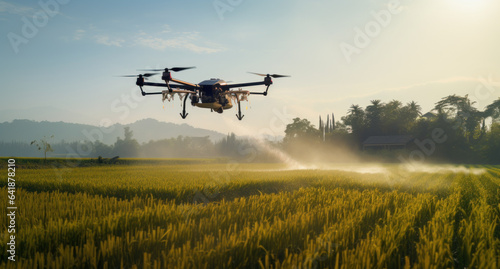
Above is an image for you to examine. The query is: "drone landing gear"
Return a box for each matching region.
[180,94,189,119]
[236,100,244,120]
[263,85,270,96]
[249,85,270,96]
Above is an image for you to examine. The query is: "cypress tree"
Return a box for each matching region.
[326,114,330,134]
[332,113,335,131]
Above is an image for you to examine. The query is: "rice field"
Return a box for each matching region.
[1,159,499,268]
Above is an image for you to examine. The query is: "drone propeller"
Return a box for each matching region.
[119,73,158,79]
[138,66,196,72]
[248,72,290,78]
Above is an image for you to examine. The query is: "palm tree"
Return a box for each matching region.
[382,100,403,134]
[397,101,422,133]
[366,100,384,135]
[406,101,422,120]
[343,104,365,137]
[348,104,364,115]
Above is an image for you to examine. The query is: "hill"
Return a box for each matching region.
[0,118,226,144]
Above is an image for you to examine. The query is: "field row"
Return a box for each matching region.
[1,164,470,202]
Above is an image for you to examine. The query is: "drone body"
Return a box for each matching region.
[194,79,233,112]
[122,67,288,120]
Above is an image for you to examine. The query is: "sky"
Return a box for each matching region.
[1,0,500,138]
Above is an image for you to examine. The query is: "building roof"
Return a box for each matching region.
[421,112,436,119]
[363,135,414,146]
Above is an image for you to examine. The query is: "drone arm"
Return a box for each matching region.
[142,82,169,87]
[139,84,195,97]
[170,78,198,89]
[223,81,267,89]
[142,82,196,91]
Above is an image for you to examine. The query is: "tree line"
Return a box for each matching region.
[0,127,266,160]
[283,94,500,163]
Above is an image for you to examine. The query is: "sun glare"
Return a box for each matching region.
[451,0,489,10]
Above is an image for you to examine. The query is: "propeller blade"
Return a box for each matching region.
[248,72,267,77]
[170,66,196,72]
[137,69,164,72]
[269,74,290,78]
[138,66,196,72]
[142,73,158,77]
[248,72,290,78]
[117,73,158,78]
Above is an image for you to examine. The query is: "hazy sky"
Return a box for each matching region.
[1,0,500,137]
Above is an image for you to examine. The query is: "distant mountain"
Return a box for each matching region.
[0,107,91,124]
[0,119,226,144]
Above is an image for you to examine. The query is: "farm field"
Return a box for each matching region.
[1,159,499,268]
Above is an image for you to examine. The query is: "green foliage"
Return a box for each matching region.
[30,135,54,160]
[485,98,500,120]
[284,118,320,143]
[481,123,500,163]
[434,94,482,143]
[328,95,500,163]
[112,127,140,157]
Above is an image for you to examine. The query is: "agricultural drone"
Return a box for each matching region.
[120,67,289,120]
